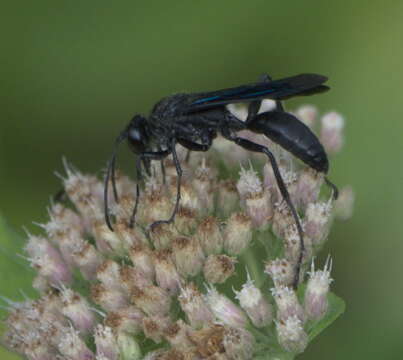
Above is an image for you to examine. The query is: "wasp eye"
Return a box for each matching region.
[128,115,148,153]
[128,127,145,153]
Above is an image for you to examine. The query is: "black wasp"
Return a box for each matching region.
[104,73,338,288]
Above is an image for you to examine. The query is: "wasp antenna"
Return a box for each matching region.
[104,155,115,231]
[104,129,128,232]
[110,152,119,203]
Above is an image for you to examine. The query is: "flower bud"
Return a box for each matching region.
[60,286,96,334]
[223,212,252,255]
[94,324,119,360]
[196,216,224,255]
[24,235,72,286]
[304,257,333,321]
[263,162,277,194]
[149,222,177,250]
[217,180,239,217]
[131,285,171,317]
[320,111,345,154]
[42,203,84,258]
[271,202,295,239]
[61,161,100,218]
[295,168,324,210]
[223,327,255,360]
[276,316,308,354]
[234,275,272,328]
[178,283,215,329]
[188,324,225,358]
[245,189,272,229]
[73,241,104,281]
[142,315,171,343]
[295,104,318,128]
[278,168,298,204]
[237,165,272,228]
[271,286,305,323]
[109,194,135,221]
[236,165,261,204]
[172,236,204,277]
[204,285,248,328]
[203,254,236,284]
[105,306,144,335]
[304,200,332,246]
[129,243,155,282]
[119,265,151,293]
[91,283,129,312]
[193,158,215,212]
[164,319,194,350]
[263,163,298,205]
[93,220,124,254]
[334,185,355,220]
[23,335,57,360]
[153,249,182,295]
[115,219,147,250]
[283,225,303,264]
[142,189,172,225]
[97,259,123,291]
[58,325,95,360]
[174,207,198,234]
[265,258,294,287]
[178,182,200,210]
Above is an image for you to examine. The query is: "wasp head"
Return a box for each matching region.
[127,114,149,153]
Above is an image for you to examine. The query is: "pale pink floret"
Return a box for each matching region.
[320,111,345,154]
[276,315,308,354]
[234,273,272,328]
[204,285,248,328]
[304,257,333,320]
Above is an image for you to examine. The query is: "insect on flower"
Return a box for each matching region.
[104,73,338,288]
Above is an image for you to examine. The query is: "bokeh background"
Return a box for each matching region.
[1,1,402,359]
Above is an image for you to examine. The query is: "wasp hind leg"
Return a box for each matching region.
[221,128,304,289]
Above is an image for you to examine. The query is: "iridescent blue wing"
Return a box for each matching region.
[183,74,329,113]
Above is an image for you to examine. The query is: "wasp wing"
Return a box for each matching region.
[183,73,329,113]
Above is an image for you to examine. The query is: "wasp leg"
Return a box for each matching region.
[325,177,339,200]
[128,149,171,228]
[141,149,171,159]
[150,140,182,230]
[178,137,212,165]
[221,128,304,289]
[129,157,143,228]
[177,138,211,152]
[161,159,166,184]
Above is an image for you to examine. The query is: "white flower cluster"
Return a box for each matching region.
[2,105,353,359]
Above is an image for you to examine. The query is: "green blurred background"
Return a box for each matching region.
[1,1,402,359]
